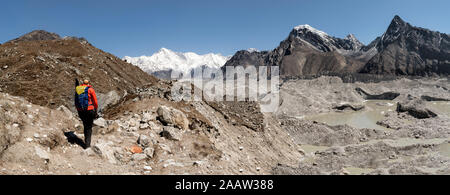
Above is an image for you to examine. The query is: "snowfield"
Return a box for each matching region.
[294,24,331,41]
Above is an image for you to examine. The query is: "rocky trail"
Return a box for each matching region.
[0,82,302,175]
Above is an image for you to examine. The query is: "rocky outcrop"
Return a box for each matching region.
[93,118,107,128]
[397,96,437,119]
[160,126,183,141]
[156,106,190,130]
[91,140,118,164]
[97,90,121,112]
[0,92,78,170]
[0,93,76,156]
[355,87,400,100]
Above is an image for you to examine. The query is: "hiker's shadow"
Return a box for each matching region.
[64,131,86,149]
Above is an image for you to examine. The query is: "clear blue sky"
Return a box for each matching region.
[1,0,449,57]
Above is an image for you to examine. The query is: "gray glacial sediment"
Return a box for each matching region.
[275,76,450,175]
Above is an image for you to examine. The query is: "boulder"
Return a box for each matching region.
[113,149,130,163]
[139,123,149,130]
[34,146,50,163]
[160,126,183,141]
[137,135,152,148]
[56,105,74,119]
[141,112,153,123]
[92,140,117,164]
[130,145,143,154]
[163,159,184,168]
[128,118,139,128]
[97,90,120,112]
[129,126,139,132]
[397,96,437,119]
[143,166,153,171]
[158,144,172,154]
[144,147,155,158]
[156,106,189,130]
[148,121,162,131]
[93,118,107,128]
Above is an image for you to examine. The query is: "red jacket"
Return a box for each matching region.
[76,84,98,111]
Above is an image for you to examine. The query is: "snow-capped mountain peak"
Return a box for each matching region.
[123,48,230,75]
[294,24,330,40]
[345,34,364,50]
[345,34,357,41]
[291,24,364,53]
[247,48,260,53]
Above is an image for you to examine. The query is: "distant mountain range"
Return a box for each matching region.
[7,15,447,84]
[224,15,450,77]
[123,48,230,79]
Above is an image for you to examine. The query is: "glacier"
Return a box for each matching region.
[123,48,231,75]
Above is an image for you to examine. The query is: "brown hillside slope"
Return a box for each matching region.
[0,31,157,111]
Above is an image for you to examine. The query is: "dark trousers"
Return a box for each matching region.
[78,110,95,148]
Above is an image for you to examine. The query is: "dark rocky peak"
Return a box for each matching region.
[361,15,450,76]
[379,15,450,51]
[8,30,61,43]
[7,30,90,45]
[222,49,269,69]
[390,15,407,27]
[380,15,411,46]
